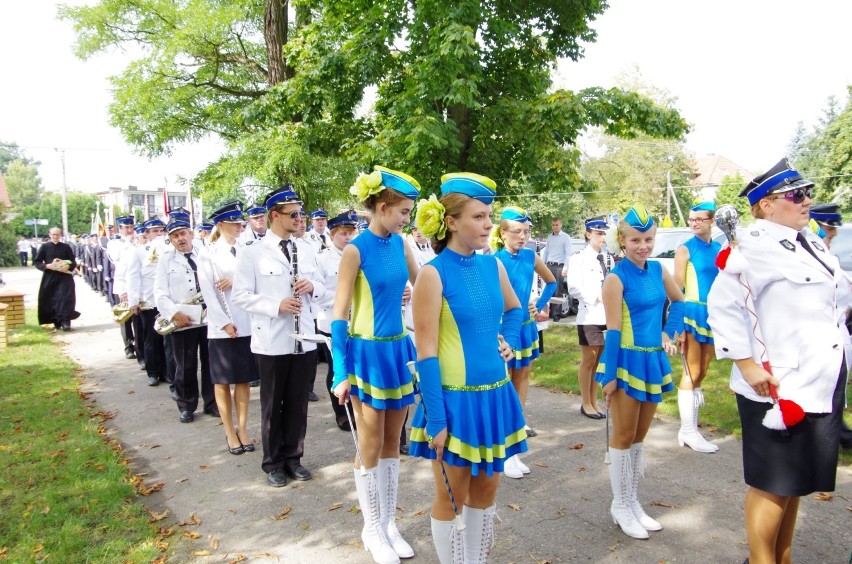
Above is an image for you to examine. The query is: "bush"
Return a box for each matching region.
[0,220,20,266]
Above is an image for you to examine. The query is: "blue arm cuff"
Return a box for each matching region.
[500,306,523,351]
[595,329,621,387]
[535,281,558,312]
[330,320,349,389]
[663,300,685,339]
[416,357,447,439]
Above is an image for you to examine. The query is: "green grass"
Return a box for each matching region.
[532,324,851,464]
[0,311,167,562]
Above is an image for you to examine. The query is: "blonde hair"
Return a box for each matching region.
[432,192,474,254]
[363,188,409,213]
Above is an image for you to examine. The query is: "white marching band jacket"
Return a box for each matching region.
[126,236,171,309]
[315,244,343,335]
[707,219,846,413]
[231,232,325,356]
[197,239,253,340]
[154,247,206,330]
[108,236,134,297]
[566,244,609,326]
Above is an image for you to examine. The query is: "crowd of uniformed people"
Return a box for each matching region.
[66,158,849,564]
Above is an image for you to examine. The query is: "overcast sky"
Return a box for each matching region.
[1,0,850,195]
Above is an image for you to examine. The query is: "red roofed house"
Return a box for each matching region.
[691,154,754,201]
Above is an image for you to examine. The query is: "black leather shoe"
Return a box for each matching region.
[204,407,221,417]
[240,441,256,453]
[179,410,194,423]
[170,388,178,401]
[138,362,146,371]
[580,406,606,420]
[226,439,244,455]
[284,463,312,481]
[267,469,288,487]
[399,443,409,456]
[147,376,160,386]
[337,421,351,432]
[125,349,136,359]
[307,391,319,402]
[250,380,260,387]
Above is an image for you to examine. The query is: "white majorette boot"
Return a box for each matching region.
[354,467,400,564]
[628,442,662,531]
[430,517,464,564]
[677,389,718,453]
[378,458,414,558]
[514,455,530,475]
[462,504,500,563]
[503,455,523,479]
[607,447,649,539]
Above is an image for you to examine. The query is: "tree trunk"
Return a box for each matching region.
[264,0,289,85]
[448,103,472,171]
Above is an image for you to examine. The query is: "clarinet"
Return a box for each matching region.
[291,240,304,354]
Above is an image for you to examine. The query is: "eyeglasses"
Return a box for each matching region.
[687,218,712,224]
[505,228,531,237]
[770,187,811,204]
[284,210,307,219]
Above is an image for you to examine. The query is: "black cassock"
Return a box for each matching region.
[34,242,80,326]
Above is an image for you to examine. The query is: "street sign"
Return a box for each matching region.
[24,219,48,226]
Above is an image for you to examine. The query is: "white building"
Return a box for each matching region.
[97,185,201,222]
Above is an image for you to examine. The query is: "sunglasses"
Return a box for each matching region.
[770,187,811,204]
[276,210,307,219]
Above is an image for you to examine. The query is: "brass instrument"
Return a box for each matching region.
[112,300,153,323]
[291,240,304,354]
[112,301,133,323]
[154,292,206,335]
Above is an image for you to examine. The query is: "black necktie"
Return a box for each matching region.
[320,234,327,248]
[279,240,291,261]
[184,253,201,292]
[230,246,236,257]
[597,253,609,275]
[795,233,834,275]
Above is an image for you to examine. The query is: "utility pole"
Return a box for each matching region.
[55,148,69,238]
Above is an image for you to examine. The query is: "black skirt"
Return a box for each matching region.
[737,361,846,497]
[208,336,258,385]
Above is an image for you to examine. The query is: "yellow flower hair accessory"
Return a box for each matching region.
[349,170,384,202]
[488,224,505,251]
[415,195,448,241]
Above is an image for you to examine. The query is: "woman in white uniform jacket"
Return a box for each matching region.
[198,201,259,455]
[707,159,847,564]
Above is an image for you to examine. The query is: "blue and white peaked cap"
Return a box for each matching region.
[810,203,842,227]
[375,166,421,200]
[264,183,302,209]
[328,210,359,230]
[167,207,191,222]
[440,172,497,204]
[623,205,654,232]
[116,215,135,226]
[210,201,245,224]
[166,219,191,234]
[144,218,166,230]
[740,157,814,206]
[500,207,531,223]
[245,202,267,217]
[584,216,609,232]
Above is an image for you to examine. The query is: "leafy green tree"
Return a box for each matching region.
[0,141,39,174]
[10,192,100,236]
[0,221,19,266]
[714,173,752,224]
[62,0,689,205]
[4,159,44,210]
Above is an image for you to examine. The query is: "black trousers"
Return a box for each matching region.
[163,334,176,384]
[19,252,27,267]
[318,334,355,429]
[115,295,134,353]
[546,262,566,315]
[170,326,213,413]
[256,350,317,473]
[140,309,165,381]
[132,313,146,362]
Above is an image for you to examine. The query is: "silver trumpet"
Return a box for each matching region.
[154,292,206,335]
[715,204,740,247]
[291,240,304,354]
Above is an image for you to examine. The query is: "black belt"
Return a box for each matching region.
[546,262,564,266]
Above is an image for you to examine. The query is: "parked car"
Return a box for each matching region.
[829,224,852,274]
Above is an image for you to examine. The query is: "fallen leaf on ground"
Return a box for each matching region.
[413,509,426,516]
[327,503,343,511]
[57,432,68,441]
[210,538,219,549]
[650,501,680,509]
[151,557,166,564]
[147,508,170,523]
[32,545,44,553]
[155,540,168,552]
[192,550,211,556]
[178,513,202,526]
[184,531,201,539]
[0,547,7,556]
[507,503,521,511]
[814,492,833,501]
[251,554,277,560]
[199,465,209,470]
[228,556,247,563]
[348,541,364,549]
[608,544,617,552]
[570,443,583,450]
[577,467,586,472]
[156,527,174,537]
[270,507,292,521]
[533,462,548,468]
[175,477,188,483]
[139,482,166,496]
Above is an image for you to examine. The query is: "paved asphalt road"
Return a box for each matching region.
[3,266,850,563]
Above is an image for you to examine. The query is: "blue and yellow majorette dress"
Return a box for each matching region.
[494,247,539,368]
[345,229,417,410]
[409,249,528,475]
[595,259,674,403]
[681,236,721,344]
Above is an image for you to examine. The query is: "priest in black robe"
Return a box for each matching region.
[34,228,80,331]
